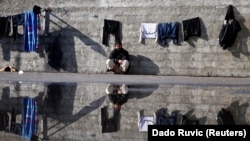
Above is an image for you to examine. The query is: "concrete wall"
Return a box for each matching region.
[0,82,250,140]
[0,0,250,77]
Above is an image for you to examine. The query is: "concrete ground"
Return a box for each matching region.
[0,72,250,86]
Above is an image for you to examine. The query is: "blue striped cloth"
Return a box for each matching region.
[24,10,40,52]
[22,97,38,140]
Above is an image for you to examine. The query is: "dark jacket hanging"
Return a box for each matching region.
[219,5,241,50]
[182,17,201,41]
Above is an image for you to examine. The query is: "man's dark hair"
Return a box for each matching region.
[115,41,122,46]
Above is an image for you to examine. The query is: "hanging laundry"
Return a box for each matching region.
[182,17,201,41]
[24,10,41,52]
[158,22,179,46]
[33,5,42,15]
[22,97,39,140]
[12,13,24,41]
[139,23,158,43]
[219,5,241,50]
[102,19,121,46]
[0,16,11,37]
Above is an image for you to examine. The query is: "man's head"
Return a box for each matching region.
[113,102,121,111]
[114,41,122,51]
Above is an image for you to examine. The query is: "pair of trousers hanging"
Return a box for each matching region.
[102,19,121,46]
[182,17,201,41]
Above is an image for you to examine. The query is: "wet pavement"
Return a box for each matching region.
[1,72,250,141]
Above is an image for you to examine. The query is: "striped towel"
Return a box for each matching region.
[24,10,40,52]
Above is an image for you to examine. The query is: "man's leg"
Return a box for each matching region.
[105,83,115,94]
[106,59,115,71]
[120,60,129,73]
[119,84,128,94]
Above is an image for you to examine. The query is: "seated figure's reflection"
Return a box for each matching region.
[106,83,128,111]
[101,83,129,133]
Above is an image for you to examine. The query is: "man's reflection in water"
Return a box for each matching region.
[105,83,128,111]
[101,83,129,133]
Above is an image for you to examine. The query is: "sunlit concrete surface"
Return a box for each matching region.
[0,72,250,86]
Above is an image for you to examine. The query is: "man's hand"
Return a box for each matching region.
[117,90,122,94]
[118,59,123,64]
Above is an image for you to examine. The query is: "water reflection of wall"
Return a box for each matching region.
[0,83,249,140]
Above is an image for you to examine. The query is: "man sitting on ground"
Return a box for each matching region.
[106,41,130,74]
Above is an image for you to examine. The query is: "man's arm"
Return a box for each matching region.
[120,94,128,105]
[121,49,129,61]
[109,50,119,64]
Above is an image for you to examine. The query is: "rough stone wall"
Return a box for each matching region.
[0,1,249,76]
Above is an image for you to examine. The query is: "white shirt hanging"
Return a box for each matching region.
[139,23,158,43]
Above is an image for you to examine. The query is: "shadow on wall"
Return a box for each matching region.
[0,10,106,72]
[37,11,106,73]
[128,55,159,75]
[128,84,158,99]
[0,36,23,69]
[226,7,250,58]
[227,100,249,125]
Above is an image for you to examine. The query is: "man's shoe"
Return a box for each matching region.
[106,69,112,72]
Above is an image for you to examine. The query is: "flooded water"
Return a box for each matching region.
[0,80,250,140]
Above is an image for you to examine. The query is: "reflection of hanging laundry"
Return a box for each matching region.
[139,23,158,43]
[24,10,41,52]
[0,16,11,37]
[155,108,177,125]
[158,22,179,46]
[137,111,156,132]
[102,19,121,46]
[101,106,119,133]
[182,17,201,41]
[10,107,17,134]
[12,13,24,41]
[22,97,39,140]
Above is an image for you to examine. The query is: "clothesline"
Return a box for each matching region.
[0,5,49,52]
